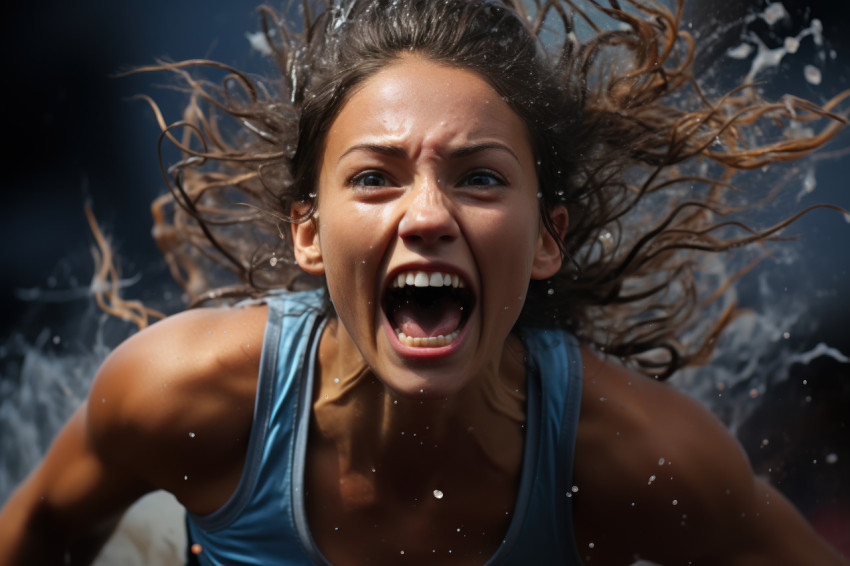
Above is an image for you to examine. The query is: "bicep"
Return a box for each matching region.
[41,404,154,529]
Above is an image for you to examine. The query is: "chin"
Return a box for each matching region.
[377,367,471,401]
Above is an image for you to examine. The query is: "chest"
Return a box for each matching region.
[304,440,522,565]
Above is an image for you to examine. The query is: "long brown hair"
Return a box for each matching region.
[133,0,848,378]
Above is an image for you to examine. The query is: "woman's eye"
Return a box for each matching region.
[350,171,389,187]
[462,170,505,187]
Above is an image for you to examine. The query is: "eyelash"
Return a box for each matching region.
[349,170,391,187]
[346,168,508,189]
[461,169,506,187]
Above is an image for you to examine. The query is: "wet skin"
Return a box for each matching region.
[292,55,566,563]
[293,54,564,400]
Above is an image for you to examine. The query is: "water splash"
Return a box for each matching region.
[724,1,828,85]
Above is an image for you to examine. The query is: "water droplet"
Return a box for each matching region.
[269,257,278,267]
[571,485,579,493]
[648,475,656,485]
[804,64,822,85]
[672,499,678,506]
[658,457,665,465]
[433,489,444,499]
[597,230,615,254]
[588,542,595,549]
[826,453,838,464]
[189,432,196,438]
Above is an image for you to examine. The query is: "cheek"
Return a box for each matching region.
[471,207,540,287]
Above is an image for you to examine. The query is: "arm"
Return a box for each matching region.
[0,404,153,565]
[0,304,267,565]
[573,348,848,566]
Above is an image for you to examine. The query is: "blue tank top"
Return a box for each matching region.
[185,290,584,565]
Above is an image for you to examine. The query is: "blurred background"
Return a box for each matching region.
[1,0,848,560]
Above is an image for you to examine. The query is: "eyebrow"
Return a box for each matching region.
[338,142,521,164]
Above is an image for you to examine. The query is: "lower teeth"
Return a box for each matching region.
[395,329,461,348]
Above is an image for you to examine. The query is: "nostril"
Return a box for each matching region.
[397,206,459,245]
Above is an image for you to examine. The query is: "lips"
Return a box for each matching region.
[382,268,473,349]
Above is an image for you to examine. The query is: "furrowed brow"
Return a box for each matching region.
[449,143,520,165]
[339,144,407,162]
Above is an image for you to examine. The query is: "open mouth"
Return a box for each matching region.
[383,270,473,348]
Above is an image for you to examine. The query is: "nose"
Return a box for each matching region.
[397,179,459,247]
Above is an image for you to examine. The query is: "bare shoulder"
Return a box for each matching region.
[572,347,847,565]
[87,303,269,514]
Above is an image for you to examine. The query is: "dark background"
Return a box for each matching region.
[1,0,849,552]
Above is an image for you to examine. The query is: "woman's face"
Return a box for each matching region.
[293,55,564,398]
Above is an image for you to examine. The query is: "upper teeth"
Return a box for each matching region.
[392,271,465,289]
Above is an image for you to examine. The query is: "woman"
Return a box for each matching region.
[1,0,847,563]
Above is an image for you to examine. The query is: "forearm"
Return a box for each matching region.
[0,484,122,566]
[0,486,68,565]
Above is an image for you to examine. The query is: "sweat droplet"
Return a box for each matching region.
[433,489,444,499]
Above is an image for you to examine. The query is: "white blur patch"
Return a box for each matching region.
[94,491,186,566]
[762,2,788,26]
[796,167,817,201]
[246,30,273,56]
[804,64,823,85]
[727,43,754,60]
[789,342,850,366]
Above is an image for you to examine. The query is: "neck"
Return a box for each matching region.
[312,320,527,489]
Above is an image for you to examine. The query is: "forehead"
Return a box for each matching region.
[324,55,533,159]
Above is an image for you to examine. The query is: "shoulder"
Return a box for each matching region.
[87,303,269,513]
[573,347,761,564]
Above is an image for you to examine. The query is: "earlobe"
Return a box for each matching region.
[531,206,568,280]
[291,211,325,275]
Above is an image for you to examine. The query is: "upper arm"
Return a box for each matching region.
[0,303,268,563]
[573,349,848,565]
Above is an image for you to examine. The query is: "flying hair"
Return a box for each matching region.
[125,0,849,378]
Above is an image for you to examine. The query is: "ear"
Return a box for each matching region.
[291,206,325,275]
[531,206,568,280]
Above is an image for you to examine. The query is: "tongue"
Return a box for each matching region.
[393,301,463,338]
